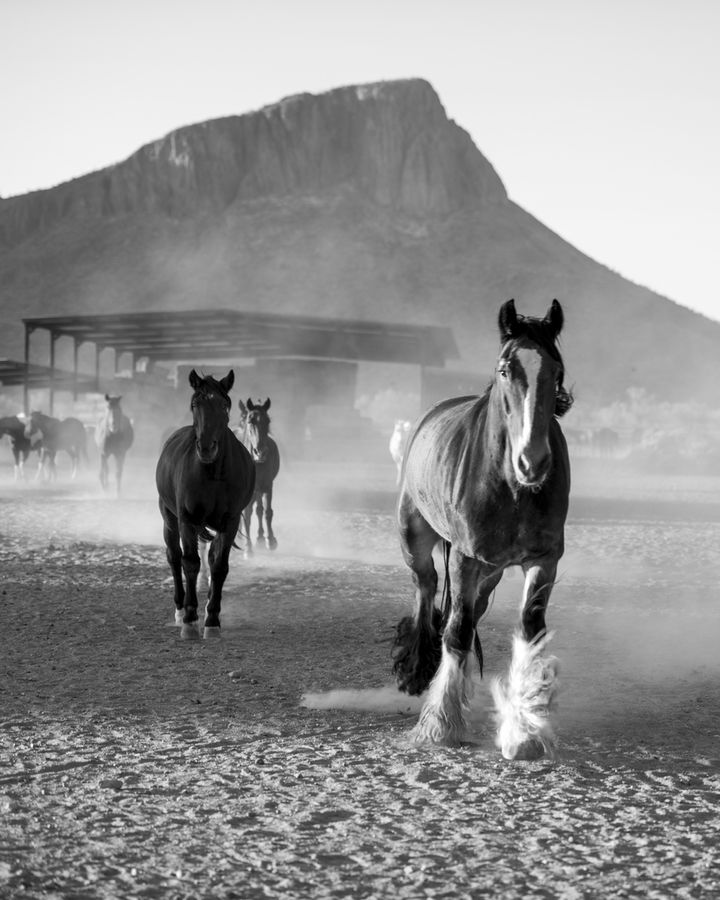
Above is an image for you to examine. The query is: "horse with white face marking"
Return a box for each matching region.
[95,394,134,495]
[241,398,280,554]
[393,299,572,760]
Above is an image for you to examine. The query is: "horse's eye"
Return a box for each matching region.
[498,366,508,379]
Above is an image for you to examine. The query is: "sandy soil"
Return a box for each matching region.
[0,457,719,899]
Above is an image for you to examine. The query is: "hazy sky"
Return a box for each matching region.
[3,0,719,321]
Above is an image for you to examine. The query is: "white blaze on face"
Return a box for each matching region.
[513,349,551,486]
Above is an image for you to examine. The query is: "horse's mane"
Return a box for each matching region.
[498,313,574,418]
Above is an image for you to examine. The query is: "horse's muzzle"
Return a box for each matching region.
[515,449,551,489]
[195,440,219,464]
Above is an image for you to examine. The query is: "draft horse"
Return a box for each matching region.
[96,394,134,494]
[241,398,280,553]
[156,370,255,633]
[393,299,572,759]
[0,416,33,480]
[24,412,88,480]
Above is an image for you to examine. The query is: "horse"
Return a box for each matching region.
[392,299,572,760]
[389,419,412,485]
[95,394,134,494]
[0,416,33,480]
[24,412,88,480]
[156,370,255,634]
[241,398,281,554]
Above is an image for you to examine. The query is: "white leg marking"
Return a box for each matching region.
[491,630,559,760]
[412,647,473,746]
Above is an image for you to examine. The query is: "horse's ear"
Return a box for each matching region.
[262,398,271,411]
[544,299,564,337]
[220,370,234,394]
[498,299,518,340]
[188,369,202,390]
[247,398,256,410]
[238,399,248,416]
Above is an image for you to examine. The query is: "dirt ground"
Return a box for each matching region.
[0,455,719,899]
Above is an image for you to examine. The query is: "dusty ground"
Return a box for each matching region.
[0,456,719,899]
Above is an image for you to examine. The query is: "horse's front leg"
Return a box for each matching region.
[204,522,238,629]
[254,496,265,543]
[179,523,201,625]
[491,556,561,761]
[160,504,185,621]
[413,552,489,746]
[263,488,277,550]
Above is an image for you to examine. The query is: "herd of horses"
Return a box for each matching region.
[3,300,573,761]
[0,396,134,490]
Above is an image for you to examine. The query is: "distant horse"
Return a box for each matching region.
[389,419,412,484]
[0,416,33,480]
[24,412,88,480]
[393,299,572,760]
[95,394,134,494]
[156,370,255,633]
[241,398,281,553]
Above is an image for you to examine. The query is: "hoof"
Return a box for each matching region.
[266,537,278,551]
[203,626,221,640]
[180,623,201,641]
[502,738,547,761]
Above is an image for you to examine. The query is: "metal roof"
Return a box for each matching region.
[0,359,99,391]
[22,309,459,367]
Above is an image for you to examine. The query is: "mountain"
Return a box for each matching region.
[1,77,718,406]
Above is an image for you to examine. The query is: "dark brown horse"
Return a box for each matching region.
[156,370,255,635]
[393,299,572,759]
[241,398,281,553]
[24,412,88,480]
[0,416,34,480]
[95,394,134,494]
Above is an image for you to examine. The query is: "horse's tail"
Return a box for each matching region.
[439,539,484,677]
[199,526,243,552]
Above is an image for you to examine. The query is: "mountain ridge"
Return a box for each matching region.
[1,78,718,406]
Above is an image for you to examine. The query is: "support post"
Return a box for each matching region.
[23,324,31,415]
[49,332,57,416]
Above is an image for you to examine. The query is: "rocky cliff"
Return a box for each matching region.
[0,79,505,248]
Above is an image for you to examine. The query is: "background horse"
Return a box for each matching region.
[393,299,572,760]
[389,419,412,485]
[156,370,255,634]
[241,397,281,553]
[95,394,134,494]
[0,416,33,480]
[24,412,88,480]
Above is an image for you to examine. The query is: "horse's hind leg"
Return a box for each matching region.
[241,502,253,557]
[115,453,125,496]
[393,500,441,696]
[99,454,109,491]
[413,552,494,746]
[491,556,560,761]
